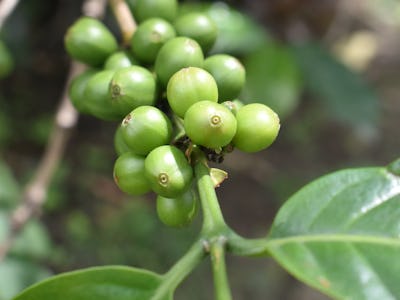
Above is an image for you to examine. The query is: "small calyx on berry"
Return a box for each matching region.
[145,145,193,198]
[184,100,237,149]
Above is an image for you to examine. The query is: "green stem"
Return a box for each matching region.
[210,237,232,300]
[227,232,271,257]
[194,157,227,235]
[153,240,205,300]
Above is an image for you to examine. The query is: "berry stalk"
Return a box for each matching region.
[194,153,228,236]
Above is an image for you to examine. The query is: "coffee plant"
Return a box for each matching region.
[2,0,400,299]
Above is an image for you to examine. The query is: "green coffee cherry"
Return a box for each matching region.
[104,51,138,70]
[64,17,118,67]
[167,67,218,118]
[113,152,151,195]
[83,70,121,121]
[114,126,131,156]
[69,69,97,114]
[221,99,244,116]
[184,100,237,149]
[145,145,193,198]
[121,106,172,155]
[232,99,244,110]
[174,12,217,53]
[156,188,198,228]
[233,103,280,152]
[0,40,14,78]
[109,66,157,117]
[204,54,245,101]
[131,18,176,64]
[133,0,178,23]
[155,37,204,87]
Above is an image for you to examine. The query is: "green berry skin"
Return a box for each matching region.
[167,67,218,118]
[104,51,138,70]
[109,66,157,118]
[155,37,204,87]
[174,12,217,53]
[121,106,172,155]
[233,103,280,153]
[145,145,193,198]
[113,152,151,196]
[232,99,244,110]
[156,188,198,228]
[184,100,237,149]
[64,17,118,67]
[133,0,178,23]
[83,70,121,121]
[131,18,176,64]
[114,126,131,156]
[221,99,244,116]
[204,54,246,102]
[0,40,14,78]
[69,69,97,114]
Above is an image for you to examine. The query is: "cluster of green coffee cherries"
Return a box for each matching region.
[65,0,280,228]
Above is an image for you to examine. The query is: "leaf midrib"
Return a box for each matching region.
[267,234,400,247]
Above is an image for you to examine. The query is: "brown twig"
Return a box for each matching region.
[0,62,84,261]
[83,0,107,18]
[109,0,137,46]
[0,0,107,262]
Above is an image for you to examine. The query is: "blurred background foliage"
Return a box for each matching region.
[0,0,399,299]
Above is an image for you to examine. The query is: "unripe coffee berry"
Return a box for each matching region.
[131,18,176,64]
[83,70,121,121]
[204,54,245,101]
[155,37,204,87]
[145,145,193,198]
[113,152,151,195]
[133,0,178,23]
[121,106,172,155]
[69,69,97,114]
[184,100,237,149]
[233,103,280,152]
[64,17,118,67]
[156,188,198,228]
[109,66,157,117]
[167,67,218,118]
[114,126,131,156]
[174,12,217,53]
[104,51,138,70]
[221,99,243,116]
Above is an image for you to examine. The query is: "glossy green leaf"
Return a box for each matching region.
[242,42,302,118]
[13,266,172,300]
[267,163,400,299]
[292,43,379,129]
[0,258,51,300]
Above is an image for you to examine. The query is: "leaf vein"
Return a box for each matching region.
[342,190,400,232]
[305,177,376,230]
[267,234,400,247]
[350,244,396,300]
